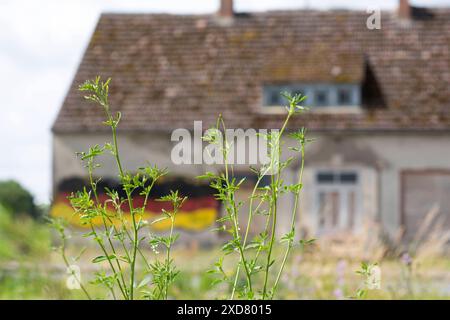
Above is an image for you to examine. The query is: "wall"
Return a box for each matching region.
[53,131,450,239]
[301,132,450,237]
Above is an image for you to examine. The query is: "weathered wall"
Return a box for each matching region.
[302,132,450,237]
[53,131,450,239]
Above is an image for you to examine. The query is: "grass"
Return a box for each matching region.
[0,200,449,300]
[1,255,449,300]
[0,223,449,300]
[0,206,50,263]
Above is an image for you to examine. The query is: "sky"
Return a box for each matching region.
[0,0,449,204]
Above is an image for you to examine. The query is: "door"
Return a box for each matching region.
[402,170,450,241]
[315,171,359,235]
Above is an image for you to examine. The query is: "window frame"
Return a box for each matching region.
[313,169,361,234]
[261,83,361,113]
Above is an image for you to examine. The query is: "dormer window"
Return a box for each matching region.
[268,91,280,106]
[315,89,329,106]
[263,83,361,110]
[337,87,353,105]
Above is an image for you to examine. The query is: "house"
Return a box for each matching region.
[51,0,450,242]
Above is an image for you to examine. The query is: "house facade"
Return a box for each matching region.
[51,0,450,242]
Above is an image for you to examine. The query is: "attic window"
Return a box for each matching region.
[315,89,329,106]
[263,83,361,109]
[337,87,352,105]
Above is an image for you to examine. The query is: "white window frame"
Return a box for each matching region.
[312,169,362,234]
[261,83,361,114]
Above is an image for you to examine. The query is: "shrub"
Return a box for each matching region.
[0,180,40,219]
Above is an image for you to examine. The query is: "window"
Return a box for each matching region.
[269,91,281,106]
[340,172,357,184]
[314,89,329,106]
[317,172,335,183]
[337,87,352,105]
[316,171,358,184]
[263,83,360,108]
[315,170,359,234]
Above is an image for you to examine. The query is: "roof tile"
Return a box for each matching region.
[53,9,450,132]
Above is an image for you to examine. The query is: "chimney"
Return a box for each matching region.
[218,0,234,18]
[398,0,411,20]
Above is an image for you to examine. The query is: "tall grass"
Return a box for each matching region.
[0,205,50,262]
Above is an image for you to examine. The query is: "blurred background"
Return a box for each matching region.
[0,0,449,299]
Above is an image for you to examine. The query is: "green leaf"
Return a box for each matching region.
[244,242,260,250]
[299,238,316,247]
[82,231,95,238]
[74,247,87,262]
[211,225,226,233]
[196,172,217,180]
[92,255,115,263]
[211,278,224,287]
[118,255,130,263]
[356,288,367,299]
[137,275,152,289]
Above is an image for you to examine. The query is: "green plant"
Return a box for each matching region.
[51,76,182,300]
[51,78,316,300]
[354,262,381,299]
[50,218,91,298]
[201,92,314,300]
[146,190,186,299]
[0,205,50,261]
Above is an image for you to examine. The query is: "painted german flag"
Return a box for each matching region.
[50,177,219,231]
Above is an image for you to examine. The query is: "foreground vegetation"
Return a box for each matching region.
[1,230,449,300]
[48,77,315,300]
[1,204,448,300]
[1,77,448,300]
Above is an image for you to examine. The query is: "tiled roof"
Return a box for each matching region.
[53,9,450,132]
